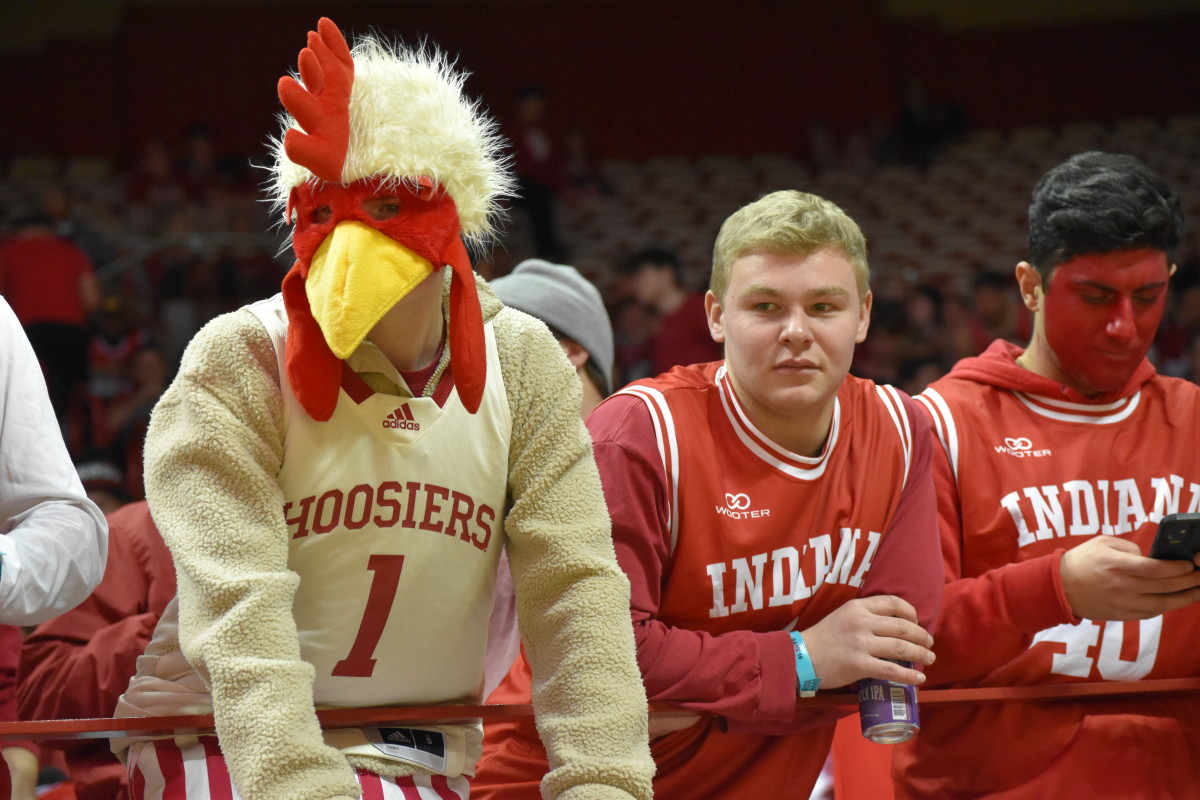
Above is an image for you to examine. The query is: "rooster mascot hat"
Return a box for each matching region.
[269,17,513,420]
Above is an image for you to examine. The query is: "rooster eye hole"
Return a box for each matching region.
[363,197,402,221]
[311,205,333,225]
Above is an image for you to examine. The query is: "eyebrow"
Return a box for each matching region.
[1074,278,1169,293]
[740,284,851,301]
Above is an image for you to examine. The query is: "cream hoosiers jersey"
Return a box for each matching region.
[246,296,509,773]
[116,295,510,777]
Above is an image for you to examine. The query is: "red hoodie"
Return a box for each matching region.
[895,338,1200,800]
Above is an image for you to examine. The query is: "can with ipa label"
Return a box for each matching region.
[858,659,920,743]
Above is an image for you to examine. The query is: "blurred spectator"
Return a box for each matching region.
[179,121,222,202]
[97,345,169,500]
[968,269,1031,354]
[900,285,944,353]
[178,121,258,232]
[1156,280,1200,376]
[851,296,905,385]
[510,85,567,260]
[19,501,173,800]
[0,212,100,420]
[617,246,723,377]
[75,461,131,515]
[562,128,611,199]
[897,356,947,396]
[610,297,657,388]
[87,296,147,403]
[146,214,207,362]
[893,283,963,371]
[213,209,287,307]
[939,290,982,362]
[1176,332,1200,385]
[39,184,114,271]
[126,139,194,235]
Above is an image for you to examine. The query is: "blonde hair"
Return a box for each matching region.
[711,190,869,300]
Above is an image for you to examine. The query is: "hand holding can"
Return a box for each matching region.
[858,659,920,743]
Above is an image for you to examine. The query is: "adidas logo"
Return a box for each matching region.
[382,404,420,430]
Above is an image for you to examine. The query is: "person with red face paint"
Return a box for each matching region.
[110,19,653,800]
[894,152,1200,799]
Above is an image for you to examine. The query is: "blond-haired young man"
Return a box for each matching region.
[476,190,942,799]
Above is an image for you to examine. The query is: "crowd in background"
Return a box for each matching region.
[1,114,1198,509]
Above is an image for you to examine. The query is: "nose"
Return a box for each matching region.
[1105,296,1136,343]
[780,310,813,347]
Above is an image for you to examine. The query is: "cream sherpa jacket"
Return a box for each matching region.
[120,275,654,800]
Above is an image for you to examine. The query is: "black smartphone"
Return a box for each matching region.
[1148,512,1200,564]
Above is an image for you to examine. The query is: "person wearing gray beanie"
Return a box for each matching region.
[492,258,615,416]
[484,259,618,702]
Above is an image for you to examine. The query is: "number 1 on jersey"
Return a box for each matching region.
[332,554,405,678]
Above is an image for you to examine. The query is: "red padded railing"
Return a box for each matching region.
[4,678,1200,742]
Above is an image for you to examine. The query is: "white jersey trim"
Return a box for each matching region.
[617,385,681,554]
[715,365,839,481]
[1014,390,1141,424]
[915,388,960,485]
[875,384,913,489]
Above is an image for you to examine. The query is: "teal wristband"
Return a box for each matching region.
[790,631,821,696]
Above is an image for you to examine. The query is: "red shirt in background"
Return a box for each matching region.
[0,232,95,327]
[649,292,723,376]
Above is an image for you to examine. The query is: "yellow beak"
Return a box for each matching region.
[305,220,435,359]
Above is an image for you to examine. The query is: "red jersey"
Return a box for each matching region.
[897,340,1200,799]
[474,363,942,800]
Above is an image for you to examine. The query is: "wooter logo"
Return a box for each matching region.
[994,434,1051,458]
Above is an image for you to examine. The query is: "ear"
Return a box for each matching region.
[855,290,873,344]
[559,339,589,369]
[1015,262,1042,312]
[704,290,726,343]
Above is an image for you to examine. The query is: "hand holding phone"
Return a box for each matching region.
[1148,512,1200,565]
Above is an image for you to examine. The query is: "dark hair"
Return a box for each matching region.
[1027,151,1184,279]
[619,246,683,283]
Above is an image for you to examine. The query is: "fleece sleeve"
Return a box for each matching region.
[142,310,359,800]
[587,394,800,726]
[0,297,108,625]
[918,409,1078,686]
[493,308,654,800]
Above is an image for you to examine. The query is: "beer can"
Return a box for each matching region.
[857,659,920,743]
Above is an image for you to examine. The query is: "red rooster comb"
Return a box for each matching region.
[276,17,353,185]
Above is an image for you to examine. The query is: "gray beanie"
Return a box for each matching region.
[491,259,615,395]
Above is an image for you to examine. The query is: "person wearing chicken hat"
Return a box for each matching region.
[112,18,653,800]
